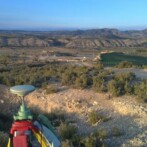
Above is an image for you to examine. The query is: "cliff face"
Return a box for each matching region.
[0,29,147,48]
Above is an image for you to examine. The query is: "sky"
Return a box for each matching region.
[0,0,147,30]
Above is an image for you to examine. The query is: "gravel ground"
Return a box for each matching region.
[26,87,147,147]
[1,84,147,147]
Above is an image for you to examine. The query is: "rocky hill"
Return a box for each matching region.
[0,29,147,48]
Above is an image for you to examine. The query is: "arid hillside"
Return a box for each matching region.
[0,29,147,48]
[1,84,147,147]
[0,37,147,48]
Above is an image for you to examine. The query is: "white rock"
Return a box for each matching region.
[0,100,4,103]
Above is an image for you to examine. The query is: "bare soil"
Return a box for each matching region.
[26,86,147,147]
[1,84,147,147]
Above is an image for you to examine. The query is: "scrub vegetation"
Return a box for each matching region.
[0,61,146,101]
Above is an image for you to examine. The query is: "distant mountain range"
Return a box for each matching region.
[0,28,147,48]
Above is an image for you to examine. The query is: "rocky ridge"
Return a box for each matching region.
[0,29,147,48]
[0,37,147,48]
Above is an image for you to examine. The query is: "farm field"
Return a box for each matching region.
[101,52,147,66]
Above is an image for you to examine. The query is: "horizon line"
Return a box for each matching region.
[0,26,147,32]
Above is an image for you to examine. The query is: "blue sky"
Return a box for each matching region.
[0,0,147,30]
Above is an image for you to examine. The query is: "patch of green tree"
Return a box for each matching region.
[108,73,135,96]
[134,80,147,102]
